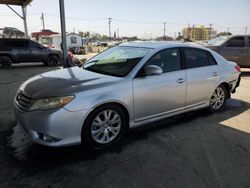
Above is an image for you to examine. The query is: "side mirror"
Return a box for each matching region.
[144,65,163,76]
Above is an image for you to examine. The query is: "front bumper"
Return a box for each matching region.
[14,103,88,147]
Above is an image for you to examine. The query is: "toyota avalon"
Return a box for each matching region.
[14,42,241,148]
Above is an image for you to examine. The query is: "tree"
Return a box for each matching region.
[156,36,173,41]
[216,32,232,37]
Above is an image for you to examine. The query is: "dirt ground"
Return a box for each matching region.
[0,64,250,188]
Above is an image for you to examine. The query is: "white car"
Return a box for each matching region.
[14,42,241,148]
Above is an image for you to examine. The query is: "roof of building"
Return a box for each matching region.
[31,30,59,38]
[0,0,32,6]
[50,32,82,37]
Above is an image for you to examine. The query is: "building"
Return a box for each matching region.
[182,25,216,41]
[31,29,59,41]
[38,33,83,49]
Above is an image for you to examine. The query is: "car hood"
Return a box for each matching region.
[19,67,122,99]
[47,48,62,54]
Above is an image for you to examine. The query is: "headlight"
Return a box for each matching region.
[29,96,74,111]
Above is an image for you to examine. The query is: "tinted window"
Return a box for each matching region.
[146,48,181,73]
[226,37,245,47]
[29,41,40,48]
[184,48,210,68]
[3,40,28,48]
[207,52,217,65]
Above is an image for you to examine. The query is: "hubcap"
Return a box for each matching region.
[49,57,57,66]
[210,87,225,110]
[91,110,121,144]
[0,57,11,68]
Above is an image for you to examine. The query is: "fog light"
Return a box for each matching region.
[37,132,60,143]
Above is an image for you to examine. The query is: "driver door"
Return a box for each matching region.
[133,48,186,122]
[28,41,46,62]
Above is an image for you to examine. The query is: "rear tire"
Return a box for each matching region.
[208,85,228,112]
[0,56,12,68]
[47,55,59,67]
[82,104,126,149]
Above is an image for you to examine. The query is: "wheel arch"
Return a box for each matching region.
[81,101,130,141]
[219,82,231,99]
[47,53,59,60]
[0,54,16,63]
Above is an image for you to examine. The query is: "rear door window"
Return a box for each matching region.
[183,48,210,69]
[3,40,28,48]
[225,37,245,47]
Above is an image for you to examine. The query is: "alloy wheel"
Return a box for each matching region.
[210,87,226,110]
[0,56,12,68]
[91,110,121,144]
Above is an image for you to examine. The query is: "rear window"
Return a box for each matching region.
[184,48,210,69]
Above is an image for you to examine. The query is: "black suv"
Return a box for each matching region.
[0,38,63,68]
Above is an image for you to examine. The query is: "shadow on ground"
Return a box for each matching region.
[6,98,250,165]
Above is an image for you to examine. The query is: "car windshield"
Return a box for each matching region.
[207,36,230,46]
[83,46,152,77]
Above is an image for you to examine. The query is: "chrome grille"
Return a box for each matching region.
[15,92,34,112]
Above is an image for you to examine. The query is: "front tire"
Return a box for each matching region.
[47,55,59,67]
[82,104,126,148]
[0,56,12,68]
[209,85,228,112]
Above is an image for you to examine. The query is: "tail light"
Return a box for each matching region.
[235,65,241,72]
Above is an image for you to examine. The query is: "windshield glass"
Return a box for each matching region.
[83,46,152,77]
[207,36,230,46]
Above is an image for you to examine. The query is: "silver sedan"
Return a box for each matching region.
[14,42,241,148]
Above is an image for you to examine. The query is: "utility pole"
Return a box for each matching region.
[41,12,45,30]
[163,22,166,38]
[117,28,119,38]
[245,26,248,35]
[209,23,213,40]
[108,18,112,38]
[59,0,67,66]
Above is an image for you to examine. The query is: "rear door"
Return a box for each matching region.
[183,48,220,106]
[219,36,247,67]
[133,48,186,121]
[3,39,29,62]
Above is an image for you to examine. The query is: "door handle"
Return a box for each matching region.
[213,72,218,77]
[176,78,185,83]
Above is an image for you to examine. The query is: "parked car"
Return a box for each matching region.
[206,35,250,67]
[14,42,241,148]
[0,38,63,68]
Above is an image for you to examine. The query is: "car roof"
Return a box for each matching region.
[119,41,208,50]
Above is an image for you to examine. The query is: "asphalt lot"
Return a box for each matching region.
[0,63,250,188]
